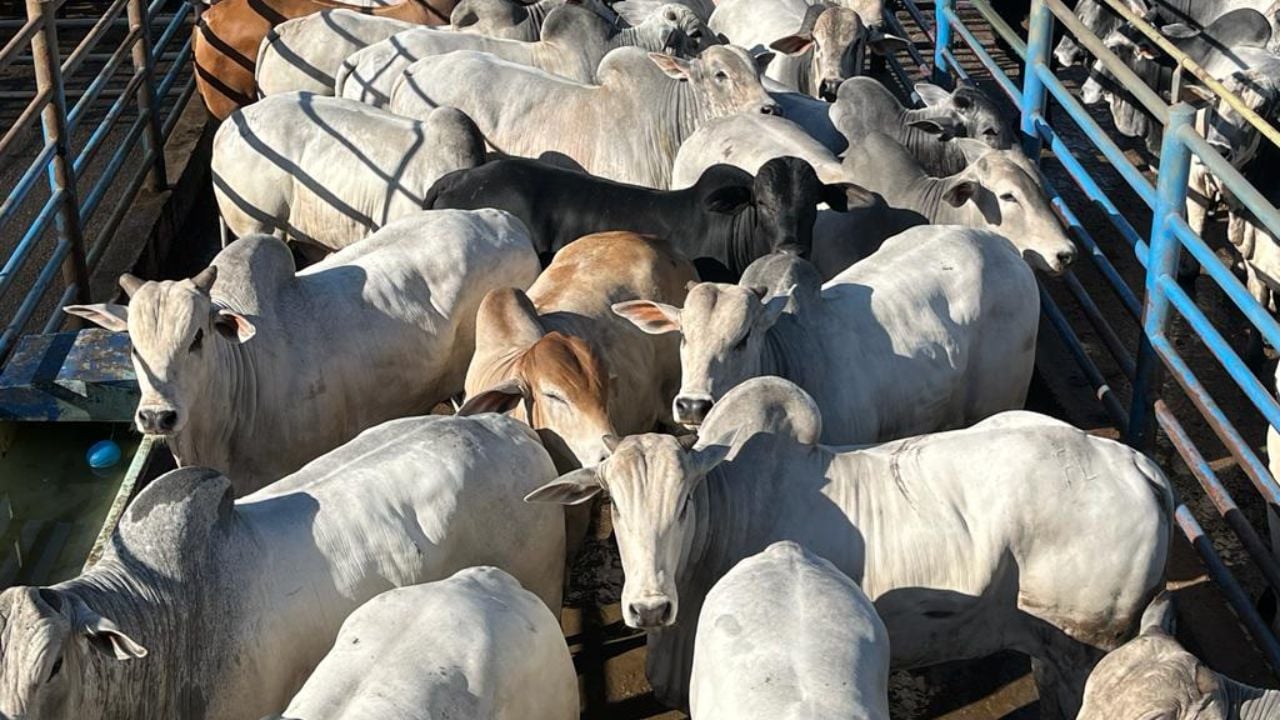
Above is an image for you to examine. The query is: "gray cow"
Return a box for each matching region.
[336,4,710,107]
[212,93,485,251]
[1055,0,1280,67]
[1077,593,1280,719]
[64,209,539,492]
[709,0,904,100]
[527,377,1174,717]
[0,414,566,720]
[388,45,780,189]
[831,76,1015,176]
[614,226,1039,443]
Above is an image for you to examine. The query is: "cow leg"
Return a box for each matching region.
[1021,620,1105,720]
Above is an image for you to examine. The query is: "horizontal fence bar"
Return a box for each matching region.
[1039,282,1131,429]
[943,5,1020,103]
[1178,128,1280,242]
[73,68,147,176]
[968,0,1026,59]
[162,72,197,138]
[78,111,151,223]
[0,187,65,303]
[0,16,44,72]
[87,141,157,271]
[1170,218,1280,351]
[0,141,58,232]
[60,0,131,80]
[0,237,72,360]
[66,25,140,133]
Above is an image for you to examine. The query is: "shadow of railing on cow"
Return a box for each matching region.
[213,92,429,246]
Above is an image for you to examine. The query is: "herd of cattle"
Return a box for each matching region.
[3,0,1280,718]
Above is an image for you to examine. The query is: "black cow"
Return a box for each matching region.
[422,155,859,280]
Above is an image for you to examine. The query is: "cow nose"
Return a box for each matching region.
[628,599,674,629]
[674,395,714,425]
[1057,248,1077,269]
[759,103,783,116]
[819,79,840,101]
[137,407,178,434]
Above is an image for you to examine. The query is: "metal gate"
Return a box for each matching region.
[0,0,197,360]
[894,0,1280,671]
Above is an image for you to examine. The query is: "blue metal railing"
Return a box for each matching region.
[909,0,1280,670]
[0,0,199,360]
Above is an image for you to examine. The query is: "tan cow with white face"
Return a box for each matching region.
[460,231,697,469]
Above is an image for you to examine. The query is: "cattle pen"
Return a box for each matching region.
[1,0,1280,717]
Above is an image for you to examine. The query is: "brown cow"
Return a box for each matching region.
[458,231,696,470]
[193,0,456,119]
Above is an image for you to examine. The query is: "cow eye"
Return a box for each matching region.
[715,70,728,81]
[998,192,1017,203]
[47,656,63,682]
[542,390,566,405]
[189,328,204,353]
[982,128,998,137]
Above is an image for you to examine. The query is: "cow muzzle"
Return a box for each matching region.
[136,405,181,435]
[673,394,714,426]
[625,596,676,629]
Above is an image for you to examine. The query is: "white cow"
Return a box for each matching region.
[691,541,890,720]
[709,0,902,99]
[387,45,780,189]
[65,209,539,492]
[336,4,707,107]
[268,568,578,720]
[255,10,418,97]
[673,115,1077,276]
[527,377,1175,718]
[451,0,618,42]
[614,226,1039,443]
[0,414,566,720]
[1077,593,1280,720]
[211,93,486,251]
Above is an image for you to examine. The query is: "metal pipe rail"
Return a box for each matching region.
[0,0,198,362]
[910,0,1280,673]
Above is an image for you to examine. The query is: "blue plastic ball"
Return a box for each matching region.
[87,439,122,469]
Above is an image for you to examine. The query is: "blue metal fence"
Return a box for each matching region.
[0,0,198,361]
[904,0,1280,670]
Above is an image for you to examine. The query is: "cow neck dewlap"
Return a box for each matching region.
[171,327,261,473]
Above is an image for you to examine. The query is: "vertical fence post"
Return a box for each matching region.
[1128,104,1195,451]
[128,0,168,191]
[28,0,91,308]
[932,0,953,86]
[1018,0,1052,159]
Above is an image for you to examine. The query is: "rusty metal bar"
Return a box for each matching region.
[27,0,91,311]
[0,17,44,72]
[127,0,168,190]
[0,86,53,159]
[60,0,132,80]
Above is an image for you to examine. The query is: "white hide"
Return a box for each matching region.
[691,541,890,720]
[273,568,578,720]
[255,11,418,97]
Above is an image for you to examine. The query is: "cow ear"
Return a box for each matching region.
[213,309,256,343]
[769,34,813,55]
[524,467,603,505]
[63,304,129,332]
[868,33,909,56]
[649,52,692,80]
[754,51,776,73]
[1160,22,1197,39]
[67,594,148,661]
[908,116,962,140]
[687,431,738,475]
[613,300,682,335]
[913,82,951,108]
[942,179,978,207]
[759,285,793,327]
[703,184,753,214]
[953,137,992,163]
[457,379,528,416]
[822,182,874,212]
[1139,591,1176,637]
